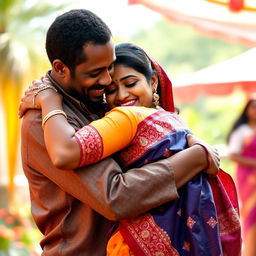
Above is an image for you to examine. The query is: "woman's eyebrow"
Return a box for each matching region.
[119,75,137,82]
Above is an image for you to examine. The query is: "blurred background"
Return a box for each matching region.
[0,0,255,254]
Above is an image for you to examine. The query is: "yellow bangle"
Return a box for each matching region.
[42,110,67,127]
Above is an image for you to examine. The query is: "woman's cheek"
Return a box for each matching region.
[106,95,115,107]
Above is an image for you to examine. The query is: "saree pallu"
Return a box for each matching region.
[236,134,256,238]
[114,110,241,255]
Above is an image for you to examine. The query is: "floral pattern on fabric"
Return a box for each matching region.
[218,208,241,236]
[120,214,179,256]
[119,110,186,167]
[75,125,103,166]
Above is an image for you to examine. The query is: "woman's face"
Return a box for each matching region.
[105,64,156,109]
[246,100,256,122]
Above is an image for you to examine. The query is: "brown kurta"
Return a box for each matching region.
[21,72,178,256]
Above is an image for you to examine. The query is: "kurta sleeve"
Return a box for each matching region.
[75,107,149,166]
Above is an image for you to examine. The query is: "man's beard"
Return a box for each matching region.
[69,85,105,104]
[84,84,106,104]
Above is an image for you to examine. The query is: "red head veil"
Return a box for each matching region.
[149,57,175,112]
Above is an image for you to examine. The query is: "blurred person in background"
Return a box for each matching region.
[227,98,256,256]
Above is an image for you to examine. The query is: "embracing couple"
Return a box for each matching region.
[19,9,241,256]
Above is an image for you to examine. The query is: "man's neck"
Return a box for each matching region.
[48,70,107,117]
[50,70,70,93]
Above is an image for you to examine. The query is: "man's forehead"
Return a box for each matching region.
[81,42,115,70]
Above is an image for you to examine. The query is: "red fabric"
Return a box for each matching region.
[129,0,256,47]
[173,81,256,103]
[119,215,179,256]
[209,169,242,255]
[216,169,240,211]
[150,58,175,112]
[229,0,244,11]
[128,0,139,4]
[172,48,256,103]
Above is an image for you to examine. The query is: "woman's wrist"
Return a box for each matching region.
[37,90,62,109]
[193,143,211,170]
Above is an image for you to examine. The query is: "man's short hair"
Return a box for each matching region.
[46,9,112,73]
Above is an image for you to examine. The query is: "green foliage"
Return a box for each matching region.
[131,18,249,76]
[180,96,242,145]
[0,208,41,255]
[177,93,245,175]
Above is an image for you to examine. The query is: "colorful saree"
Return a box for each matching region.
[75,106,241,255]
[111,109,241,256]
[74,57,241,255]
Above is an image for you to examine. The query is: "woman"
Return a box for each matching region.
[20,43,241,255]
[227,99,256,256]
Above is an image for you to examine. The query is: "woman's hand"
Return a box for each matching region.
[18,77,61,118]
[187,134,220,176]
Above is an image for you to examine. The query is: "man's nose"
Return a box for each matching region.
[98,70,112,86]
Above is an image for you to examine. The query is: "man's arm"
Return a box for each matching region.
[22,111,208,221]
[81,144,208,220]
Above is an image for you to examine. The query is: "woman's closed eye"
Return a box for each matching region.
[125,81,137,88]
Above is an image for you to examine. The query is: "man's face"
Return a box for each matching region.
[65,40,115,103]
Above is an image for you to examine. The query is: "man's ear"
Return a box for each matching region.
[52,59,70,78]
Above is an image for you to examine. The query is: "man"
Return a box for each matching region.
[20,9,218,255]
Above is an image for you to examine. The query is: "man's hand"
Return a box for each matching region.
[187,134,220,176]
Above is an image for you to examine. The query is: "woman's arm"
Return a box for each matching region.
[227,126,256,168]
[19,87,139,169]
[20,87,81,168]
[39,91,81,168]
[229,153,256,168]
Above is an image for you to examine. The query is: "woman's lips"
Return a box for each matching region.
[120,99,137,106]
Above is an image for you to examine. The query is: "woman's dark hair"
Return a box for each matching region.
[46,9,112,76]
[227,99,256,143]
[115,43,155,84]
[114,43,179,113]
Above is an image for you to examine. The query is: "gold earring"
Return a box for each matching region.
[153,90,160,107]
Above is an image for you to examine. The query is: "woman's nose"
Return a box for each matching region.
[117,88,129,101]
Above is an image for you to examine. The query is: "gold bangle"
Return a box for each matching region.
[42,110,67,127]
[32,85,58,107]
